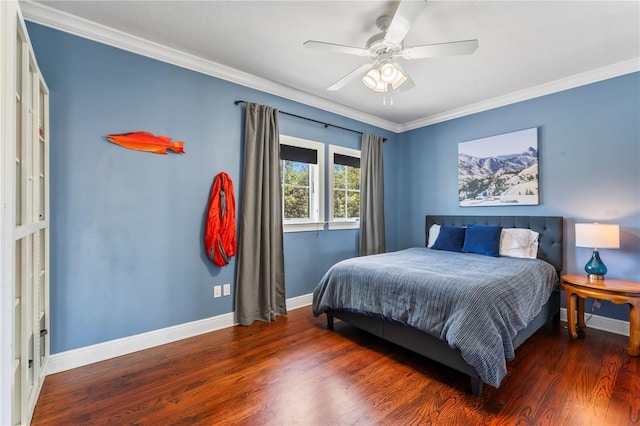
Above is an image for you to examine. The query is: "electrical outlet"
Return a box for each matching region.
[214,285,222,298]
[223,283,231,296]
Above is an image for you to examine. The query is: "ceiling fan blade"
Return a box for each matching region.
[384,0,427,45]
[303,40,369,56]
[401,39,479,59]
[327,63,373,91]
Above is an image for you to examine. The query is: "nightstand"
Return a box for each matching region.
[561,274,640,356]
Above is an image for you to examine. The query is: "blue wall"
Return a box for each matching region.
[398,73,640,320]
[27,23,398,353]
[28,21,639,353]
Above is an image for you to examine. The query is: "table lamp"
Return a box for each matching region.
[575,223,620,280]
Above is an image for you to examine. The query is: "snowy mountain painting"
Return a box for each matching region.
[458,127,539,206]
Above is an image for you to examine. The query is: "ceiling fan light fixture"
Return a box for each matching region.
[379,62,398,83]
[373,79,388,93]
[362,68,380,90]
[390,66,407,89]
[362,62,406,92]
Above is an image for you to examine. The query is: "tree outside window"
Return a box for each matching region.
[329,145,361,230]
[333,163,360,220]
[279,135,324,232]
[281,160,310,220]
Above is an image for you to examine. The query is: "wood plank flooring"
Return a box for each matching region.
[32,306,639,425]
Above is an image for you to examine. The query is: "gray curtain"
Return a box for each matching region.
[359,133,386,256]
[235,102,286,326]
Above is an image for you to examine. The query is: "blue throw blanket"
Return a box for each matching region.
[312,248,558,387]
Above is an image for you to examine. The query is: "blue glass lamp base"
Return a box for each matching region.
[585,249,607,280]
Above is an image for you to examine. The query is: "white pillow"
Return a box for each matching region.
[500,228,539,259]
[427,224,441,248]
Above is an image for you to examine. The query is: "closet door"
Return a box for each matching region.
[1,1,50,424]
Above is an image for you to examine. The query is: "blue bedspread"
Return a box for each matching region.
[312,247,558,387]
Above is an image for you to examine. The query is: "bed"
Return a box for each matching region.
[312,215,563,396]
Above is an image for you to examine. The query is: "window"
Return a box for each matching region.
[329,145,360,230]
[280,135,324,232]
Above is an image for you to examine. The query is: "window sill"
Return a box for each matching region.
[328,221,359,231]
[283,222,326,233]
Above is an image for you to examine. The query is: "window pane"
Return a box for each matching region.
[333,164,345,189]
[329,145,360,226]
[333,190,345,218]
[346,166,360,190]
[280,136,324,229]
[347,191,360,218]
[282,161,309,186]
[284,187,309,219]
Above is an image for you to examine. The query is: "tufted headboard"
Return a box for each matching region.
[425,215,564,274]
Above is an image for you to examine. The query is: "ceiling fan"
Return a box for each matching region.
[303,0,479,93]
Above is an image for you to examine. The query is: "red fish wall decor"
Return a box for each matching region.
[107,131,185,155]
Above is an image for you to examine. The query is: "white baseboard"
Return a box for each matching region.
[560,308,630,337]
[47,311,236,375]
[47,300,629,376]
[285,293,313,310]
[47,293,314,375]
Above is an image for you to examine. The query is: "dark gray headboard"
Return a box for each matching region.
[425,215,564,273]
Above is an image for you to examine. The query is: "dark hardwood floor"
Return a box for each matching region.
[32,306,639,425]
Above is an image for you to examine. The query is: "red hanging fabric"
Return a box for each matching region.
[205,172,236,266]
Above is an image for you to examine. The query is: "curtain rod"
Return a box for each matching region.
[234,100,386,142]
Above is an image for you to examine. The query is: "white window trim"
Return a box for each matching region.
[280,135,325,233]
[328,144,361,231]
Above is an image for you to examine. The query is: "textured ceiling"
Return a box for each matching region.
[24,1,640,130]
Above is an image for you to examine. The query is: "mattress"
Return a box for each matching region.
[312,247,559,387]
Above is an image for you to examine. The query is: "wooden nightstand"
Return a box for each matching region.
[561,274,640,356]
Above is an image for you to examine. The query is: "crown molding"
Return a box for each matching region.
[20,1,639,135]
[398,58,640,132]
[20,0,402,133]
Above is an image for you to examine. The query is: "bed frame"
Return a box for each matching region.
[324,215,563,396]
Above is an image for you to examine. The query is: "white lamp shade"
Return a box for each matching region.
[379,62,398,83]
[362,63,406,92]
[362,68,380,90]
[390,67,407,89]
[372,79,388,92]
[575,223,620,249]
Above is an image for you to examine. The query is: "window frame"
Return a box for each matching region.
[328,144,361,230]
[279,135,325,233]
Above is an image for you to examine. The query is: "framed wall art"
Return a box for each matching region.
[458,127,539,206]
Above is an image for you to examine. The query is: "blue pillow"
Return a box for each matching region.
[462,224,503,257]
[431,225,466,252]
